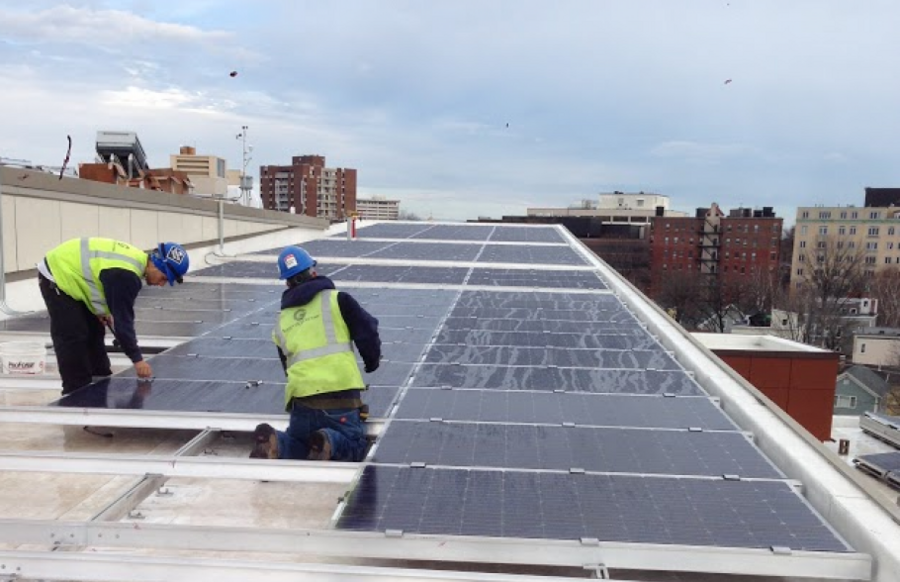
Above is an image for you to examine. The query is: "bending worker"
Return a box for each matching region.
[251,245,381,461]
[39,238,190,395]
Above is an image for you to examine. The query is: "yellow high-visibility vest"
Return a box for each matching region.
[273,289,364,409]
[46,238,147,315]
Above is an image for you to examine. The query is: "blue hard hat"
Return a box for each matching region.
[150,242,189,286]
[277,246,316,280]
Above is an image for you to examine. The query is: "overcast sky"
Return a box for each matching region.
[2,1,899,222]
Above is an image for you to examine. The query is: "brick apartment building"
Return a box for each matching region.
[649,203,783,297]
[259,155,357,221]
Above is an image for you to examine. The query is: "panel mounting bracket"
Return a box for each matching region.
[583,563,611,579]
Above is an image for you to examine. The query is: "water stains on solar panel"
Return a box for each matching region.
[488,227,565,243]
[410,365,705,395]
[433,329,663,350]
[476,245,587,265]
[337,466,850,551]
[372,421,782,478]
[333,265,470,285]
[394,389,738,430]
[441,317,647,335]
[466,268,607,290]
[368,243,482,262]
[424,345,680,370]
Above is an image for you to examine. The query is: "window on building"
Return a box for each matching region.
[796,282,803,290]
[838,226,846,235]
[850,226,857,235]
[866,242,878,250]
[817,255,825,264]
[799,254,806,262]
[837,241,844,249]
[890,227,896,236]
[817,241,826,249]
[801,211,809,218]
[870,211,880,219]
[851,211,858,219]
[801,226,808,235]
[674,237,679,243]
[819,211,831,219]
[724,251,729,258]
[886,257,892,264]
[754,224,759,233]
[840,211,847,219]
[865,256,876,264]
[796,268,803,275]
[848,241,856,248]
[891,242,896,250]
[834,395,857,409]
[799,240,807,248]
[869,227,880,236]
[751,252,756,259]
[860,343,866,353]
[819,226,828,235]
[740,266,745,274]
[770,251,776,260]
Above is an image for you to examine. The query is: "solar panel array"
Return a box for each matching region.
[38,222,850,554]
[855,451,900,491]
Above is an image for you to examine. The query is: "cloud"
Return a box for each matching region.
[649,141,760,165]
[0,5,232,47]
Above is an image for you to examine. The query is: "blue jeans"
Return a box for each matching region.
[275,402,367,461]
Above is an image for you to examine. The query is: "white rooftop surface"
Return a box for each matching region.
[0,221,897,582]
[692,333,829,353]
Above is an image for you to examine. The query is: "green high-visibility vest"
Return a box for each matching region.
[46,238,147,315]
[273,289,365,409]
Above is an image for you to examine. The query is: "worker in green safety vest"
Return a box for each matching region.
[250,245,381,461]
[38,238,190,395]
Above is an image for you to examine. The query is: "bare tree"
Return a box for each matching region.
[870,268,900,328]
[655,270,703,327]
[694,275,748,333]
[397,210,423,221]
[783,235,867,350]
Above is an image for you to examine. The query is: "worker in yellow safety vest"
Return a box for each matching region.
[250,245,381,461]
[38,238,190,395]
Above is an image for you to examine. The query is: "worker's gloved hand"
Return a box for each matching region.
[134,360,152,379]
[364,360,379,374]
[97,314,114,328]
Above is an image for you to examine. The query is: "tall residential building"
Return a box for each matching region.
[649,203,782,297]
[170,146,228,197]
[791,205,900,289]
[356,196,400,220]
[259,155,357,221]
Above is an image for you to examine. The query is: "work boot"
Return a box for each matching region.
[307,430,332,461]
[249,423,279,459]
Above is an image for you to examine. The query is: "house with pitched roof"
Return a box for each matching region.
[835,365,890,415]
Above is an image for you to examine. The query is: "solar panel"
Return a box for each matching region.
[368,242,483,262]
[855,451,900,475]
[433,329,664,350]
[441,317,646,334]
[409,225,493,241]
[488,227,565,243]
[451,290,625,310]
[410,365,705,395]
[423,345,680,370]
[334,265,470,285]
[476,245,587,265]
[394,390,737,430]
[372,421,782,478]
[55,378,399,418]
[465,268,608,290]
[338,466,850,551]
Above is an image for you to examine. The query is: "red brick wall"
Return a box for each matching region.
[715,351,839,440]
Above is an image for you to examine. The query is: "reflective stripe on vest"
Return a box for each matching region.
[274,290,353,367]
[80,238,145,314]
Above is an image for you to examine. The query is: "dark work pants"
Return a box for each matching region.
[39,275,111,395]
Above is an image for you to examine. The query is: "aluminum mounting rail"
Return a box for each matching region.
[0,450,360,484]
[0,519,872,581]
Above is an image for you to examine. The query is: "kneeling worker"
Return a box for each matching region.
[251,246,381,461]
[39,238,190,395]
